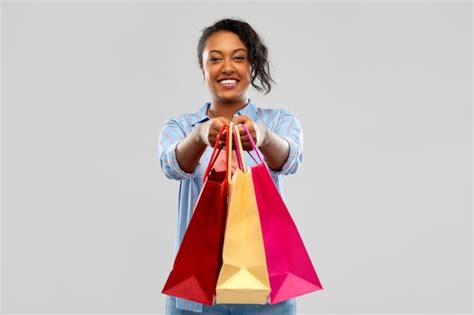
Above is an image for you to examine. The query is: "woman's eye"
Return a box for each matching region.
[208,56,245,62]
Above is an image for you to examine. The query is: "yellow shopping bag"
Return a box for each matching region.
[215,123,270,304]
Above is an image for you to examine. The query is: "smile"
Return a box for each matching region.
[218,79,239,89]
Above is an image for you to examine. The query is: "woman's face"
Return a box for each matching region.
[202,31,251,103]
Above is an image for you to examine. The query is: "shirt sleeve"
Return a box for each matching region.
[158,118,201,180]
[267,109,304,176]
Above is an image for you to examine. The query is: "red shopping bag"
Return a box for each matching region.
[242,125,324,304]
[162,124,230,305]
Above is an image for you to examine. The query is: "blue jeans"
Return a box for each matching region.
[165,296,297,315]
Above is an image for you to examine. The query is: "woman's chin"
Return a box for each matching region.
[220,96,245,104]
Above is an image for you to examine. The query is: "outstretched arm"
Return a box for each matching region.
[233,110,303,175]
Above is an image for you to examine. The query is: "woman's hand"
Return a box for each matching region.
[232,115,268,151]
[198,117,230,149]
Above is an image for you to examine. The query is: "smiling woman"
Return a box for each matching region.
[158,18,304,315]
[201,31,252,111]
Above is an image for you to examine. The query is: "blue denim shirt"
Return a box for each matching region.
[157,99,304,312]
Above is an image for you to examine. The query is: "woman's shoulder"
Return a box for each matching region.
[253,103,296,116]
[162,102,209,130]
[254,104,297,121]
[252,104,301,132]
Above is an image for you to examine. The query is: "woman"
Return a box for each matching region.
[158,18,303,314]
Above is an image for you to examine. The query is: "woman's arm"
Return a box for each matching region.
[175,127,208,173]
[258,129,290,171]
[232,111,303,174]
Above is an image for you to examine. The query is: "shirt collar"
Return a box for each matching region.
[190,102,211,127]
[190,98,257,127]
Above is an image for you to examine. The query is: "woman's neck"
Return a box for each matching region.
[208,97,250,120]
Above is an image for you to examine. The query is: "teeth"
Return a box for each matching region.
[220,79,238,84]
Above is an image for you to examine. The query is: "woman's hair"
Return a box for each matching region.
[197,18,276,95]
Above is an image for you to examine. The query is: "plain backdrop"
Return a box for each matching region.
[1,1,472,314]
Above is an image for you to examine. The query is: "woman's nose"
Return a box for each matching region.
[221,58,235,73]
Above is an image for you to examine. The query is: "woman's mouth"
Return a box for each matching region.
[218,79,239,89]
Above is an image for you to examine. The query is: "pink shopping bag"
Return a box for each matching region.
[242,125,323,304]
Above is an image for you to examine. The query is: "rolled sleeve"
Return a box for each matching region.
[158,118,200,180]
[267,109,304,176]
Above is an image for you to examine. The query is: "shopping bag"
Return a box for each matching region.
[215,123,271,304]
[242,125,323,304]
[162,124,230,305]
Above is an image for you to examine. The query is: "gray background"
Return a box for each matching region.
[1,1,472,314]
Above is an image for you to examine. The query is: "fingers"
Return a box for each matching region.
[220,116,232,123]
[237,129,256,142]
[205,116,258,149]
[236,121,255,134]
[206,118,232,149]
[215,117,231,128]
[212,118,227,131]
[207,118,229,145]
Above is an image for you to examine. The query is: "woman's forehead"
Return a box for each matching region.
[204,31,247,53]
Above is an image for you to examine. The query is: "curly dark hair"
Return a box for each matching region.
[197,18,276,95]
